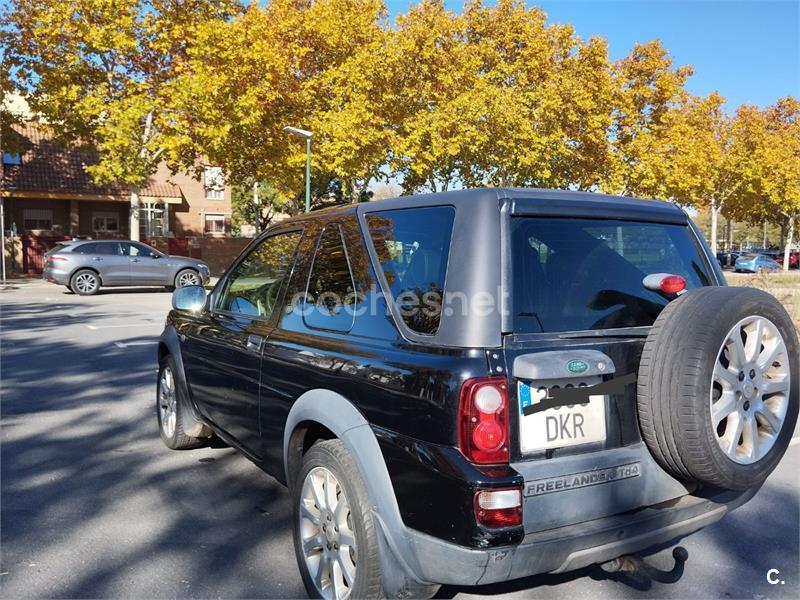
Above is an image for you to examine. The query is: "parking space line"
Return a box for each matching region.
[790,436,800,448]
[114,341,156,348]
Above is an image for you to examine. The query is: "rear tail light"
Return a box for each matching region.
[458,377,509,464]
[474,487,522,528]
[47,255,67,262]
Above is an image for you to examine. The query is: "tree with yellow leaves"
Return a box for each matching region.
[741,98,800,270]
[3,0,242,240]
[166,0,388,208]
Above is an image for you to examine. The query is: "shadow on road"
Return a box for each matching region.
[1,299,295,597]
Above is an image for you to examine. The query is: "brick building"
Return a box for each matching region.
[1,123,241,274]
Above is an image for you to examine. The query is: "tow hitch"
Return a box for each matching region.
[600,546,689,583]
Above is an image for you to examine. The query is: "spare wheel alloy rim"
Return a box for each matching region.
[710,316,791,464]
[299,466,357,600]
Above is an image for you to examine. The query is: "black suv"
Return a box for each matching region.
[157,188,798,599]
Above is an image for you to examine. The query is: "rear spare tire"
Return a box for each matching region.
[638,286,798,490]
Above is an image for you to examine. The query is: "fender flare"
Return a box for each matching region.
[283,389,430,587]
[158,326,210,438]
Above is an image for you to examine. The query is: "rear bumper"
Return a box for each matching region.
[395,486,757,586]
[42,267,70,285]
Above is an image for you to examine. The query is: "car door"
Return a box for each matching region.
[91,242,130,285]
[121,241,169,285]
[182,228,304,456]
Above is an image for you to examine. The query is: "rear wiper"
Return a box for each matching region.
[517,312,545,332]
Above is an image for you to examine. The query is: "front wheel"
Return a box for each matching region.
[157,356,205,450]
[175,268,201,288]
[293,440,383,600]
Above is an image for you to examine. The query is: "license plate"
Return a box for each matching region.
[518,381,607,452]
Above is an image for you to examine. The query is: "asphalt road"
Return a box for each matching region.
[1,279,799,599]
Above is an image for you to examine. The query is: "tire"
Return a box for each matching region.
[70,269,100,295]
[638,287,798,490]
[157,355,205,450]
[175,268,201,288]
[292,439,383,600]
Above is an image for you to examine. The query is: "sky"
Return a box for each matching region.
[385,0,800,110]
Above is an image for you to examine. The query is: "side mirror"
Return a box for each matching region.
[151,252,161,259]
[172,285,207,312]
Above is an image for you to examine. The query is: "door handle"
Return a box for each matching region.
[246,334,264,353]
[92,257,103,261]
[131,258,140,263]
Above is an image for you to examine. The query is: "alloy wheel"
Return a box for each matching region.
[177,271,200,287]
[158,366,177,439]
[75,273,98,294]
[710,316,791,464]
[299,466,357,600]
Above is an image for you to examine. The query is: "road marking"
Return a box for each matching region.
[87,323,161,329]
[114,341,155,348]
[789,436,800,448]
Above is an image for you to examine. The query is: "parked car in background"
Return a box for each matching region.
[43,240,210,295]
[715,251,743,268]
[157,188,797,599]
[734,253,781,273]
[764,251,799,269]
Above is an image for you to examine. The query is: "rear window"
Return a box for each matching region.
[512,218,713,333]
[366,206,455,335]
[46,243,70,255]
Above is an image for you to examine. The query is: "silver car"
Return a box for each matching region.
[43,240,210,295]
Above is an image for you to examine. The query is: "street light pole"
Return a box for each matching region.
[283,126,313,213]
[305,137,311,214]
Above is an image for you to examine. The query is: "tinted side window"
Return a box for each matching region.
[73,243,97,254]
[365,206,455,335]
[96,242,120,256]
[120,242,158,257]
[217,230,302,318]
[303,224,357,332]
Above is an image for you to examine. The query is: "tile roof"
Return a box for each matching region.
[1,123,183,198]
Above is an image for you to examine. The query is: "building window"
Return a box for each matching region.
[204,166,224,200]
[2,151,21,166]
[204,213,225,234]
[23,209,53,231]
[92,211,119,233]
[139,203,168,238]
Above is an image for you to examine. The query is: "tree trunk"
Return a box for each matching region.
[129,187,141,241]
[710,202,720,255]
[783,215,795,272]
[763,221,768,249]
[725,217,733,252]
[253,182,260,235]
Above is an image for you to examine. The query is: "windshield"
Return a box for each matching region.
[511,218,713,333]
